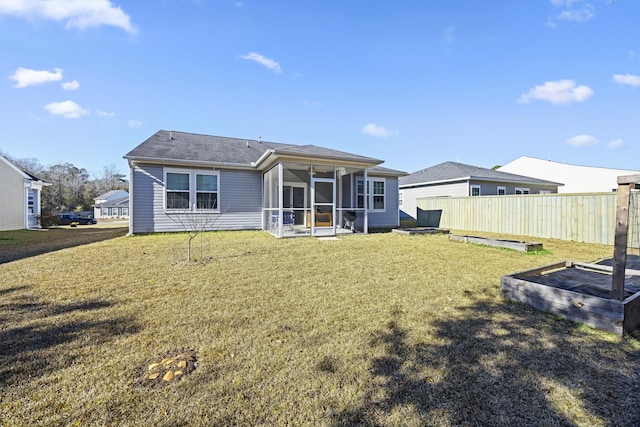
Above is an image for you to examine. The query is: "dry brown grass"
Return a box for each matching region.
[1,230,639,426]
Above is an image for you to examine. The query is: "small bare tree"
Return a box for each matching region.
[166,209,223,263]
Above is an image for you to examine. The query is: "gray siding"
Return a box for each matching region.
[400,181,467,220]
[345,175,400,229]
[131,164,262,233]
[368,175,400,228]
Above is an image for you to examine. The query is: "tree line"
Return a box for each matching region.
[2,151,128,215]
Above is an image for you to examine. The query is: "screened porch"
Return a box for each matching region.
[262,162,378,238]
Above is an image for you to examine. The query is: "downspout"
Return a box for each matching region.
[127,159,134,236]
[278,162,284,238]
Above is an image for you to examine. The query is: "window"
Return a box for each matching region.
[102,208,109,216]
[497,186,506,196]
[356,177,386,211]
[28,190,35,214]
[196,174,218,209]
[399,191,403,207]
[122,208,129,216]
[166,172,190,209]
[515,187,530,195]
[471,185,481,196]
[539,190,551,194]
[111,208,119,216]
[165,169,219,211]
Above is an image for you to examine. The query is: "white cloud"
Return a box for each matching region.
[241,52,282,74]
[630,50,640,59]
[304,101,322,107]
[96,109,115,117]
[9,67,63,88]
[547,1,595,27]
[608,138,624,149]
[0,0,137,34]
[128,120,142,128]
[362,123,396,138]
[518,79,593,105]
[612,73,640,87]
[43,100,88,118]
[565,134,598,147]
[61,80,79,90]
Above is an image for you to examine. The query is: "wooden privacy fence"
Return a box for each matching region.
[416,192,640,246]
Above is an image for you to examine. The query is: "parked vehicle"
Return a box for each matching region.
[55,213,96,225]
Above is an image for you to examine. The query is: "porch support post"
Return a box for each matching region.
[278,162,284,238]
[612,174,640,300]
[363,168,368,234]
[23,182,29,229]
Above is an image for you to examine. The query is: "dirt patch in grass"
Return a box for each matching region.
[0,226,127,264]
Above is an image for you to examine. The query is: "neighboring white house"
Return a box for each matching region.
[94,190,129,219]
[498,156,640,193]
[0,154,50,231]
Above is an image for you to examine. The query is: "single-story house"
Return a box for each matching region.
[498,156,640,193]
[399,161,562,220]
[124,130,407,237]
[94,190,129,219]
[0,154,50,231]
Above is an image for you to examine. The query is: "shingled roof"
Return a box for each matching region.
[124,130,386,169]
[400,161,562,188]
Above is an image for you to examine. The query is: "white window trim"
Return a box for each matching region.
[471,185,481,196]
[357,177,386,212]
[515,187,530,195]
[497,186,506,195]
[164,168,220,213]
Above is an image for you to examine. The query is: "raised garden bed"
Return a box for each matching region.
[450,234,543,252]
[392,227,450,235]
[500,257,640,335]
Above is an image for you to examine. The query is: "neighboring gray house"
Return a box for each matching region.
[94,190,129,219]
[124,130,406,237]
[0,154,49,231]
[399,161,562,220]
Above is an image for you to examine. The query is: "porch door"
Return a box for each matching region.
[311,177,335,236]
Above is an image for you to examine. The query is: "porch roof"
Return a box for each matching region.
[124,130,386,170]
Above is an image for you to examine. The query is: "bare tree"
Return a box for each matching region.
[165,209,223,262]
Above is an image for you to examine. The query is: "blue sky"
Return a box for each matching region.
[1,0,639,176]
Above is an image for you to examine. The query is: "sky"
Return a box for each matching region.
[1,0,640,177]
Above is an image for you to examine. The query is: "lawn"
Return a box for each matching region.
[1,230,639,426]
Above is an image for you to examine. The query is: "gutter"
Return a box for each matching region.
[251,149,275,168]
[124,156,254,170]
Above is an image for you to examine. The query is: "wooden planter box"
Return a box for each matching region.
[500,261,640,335]
[392,227,449,235]
[450,235,543,252]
